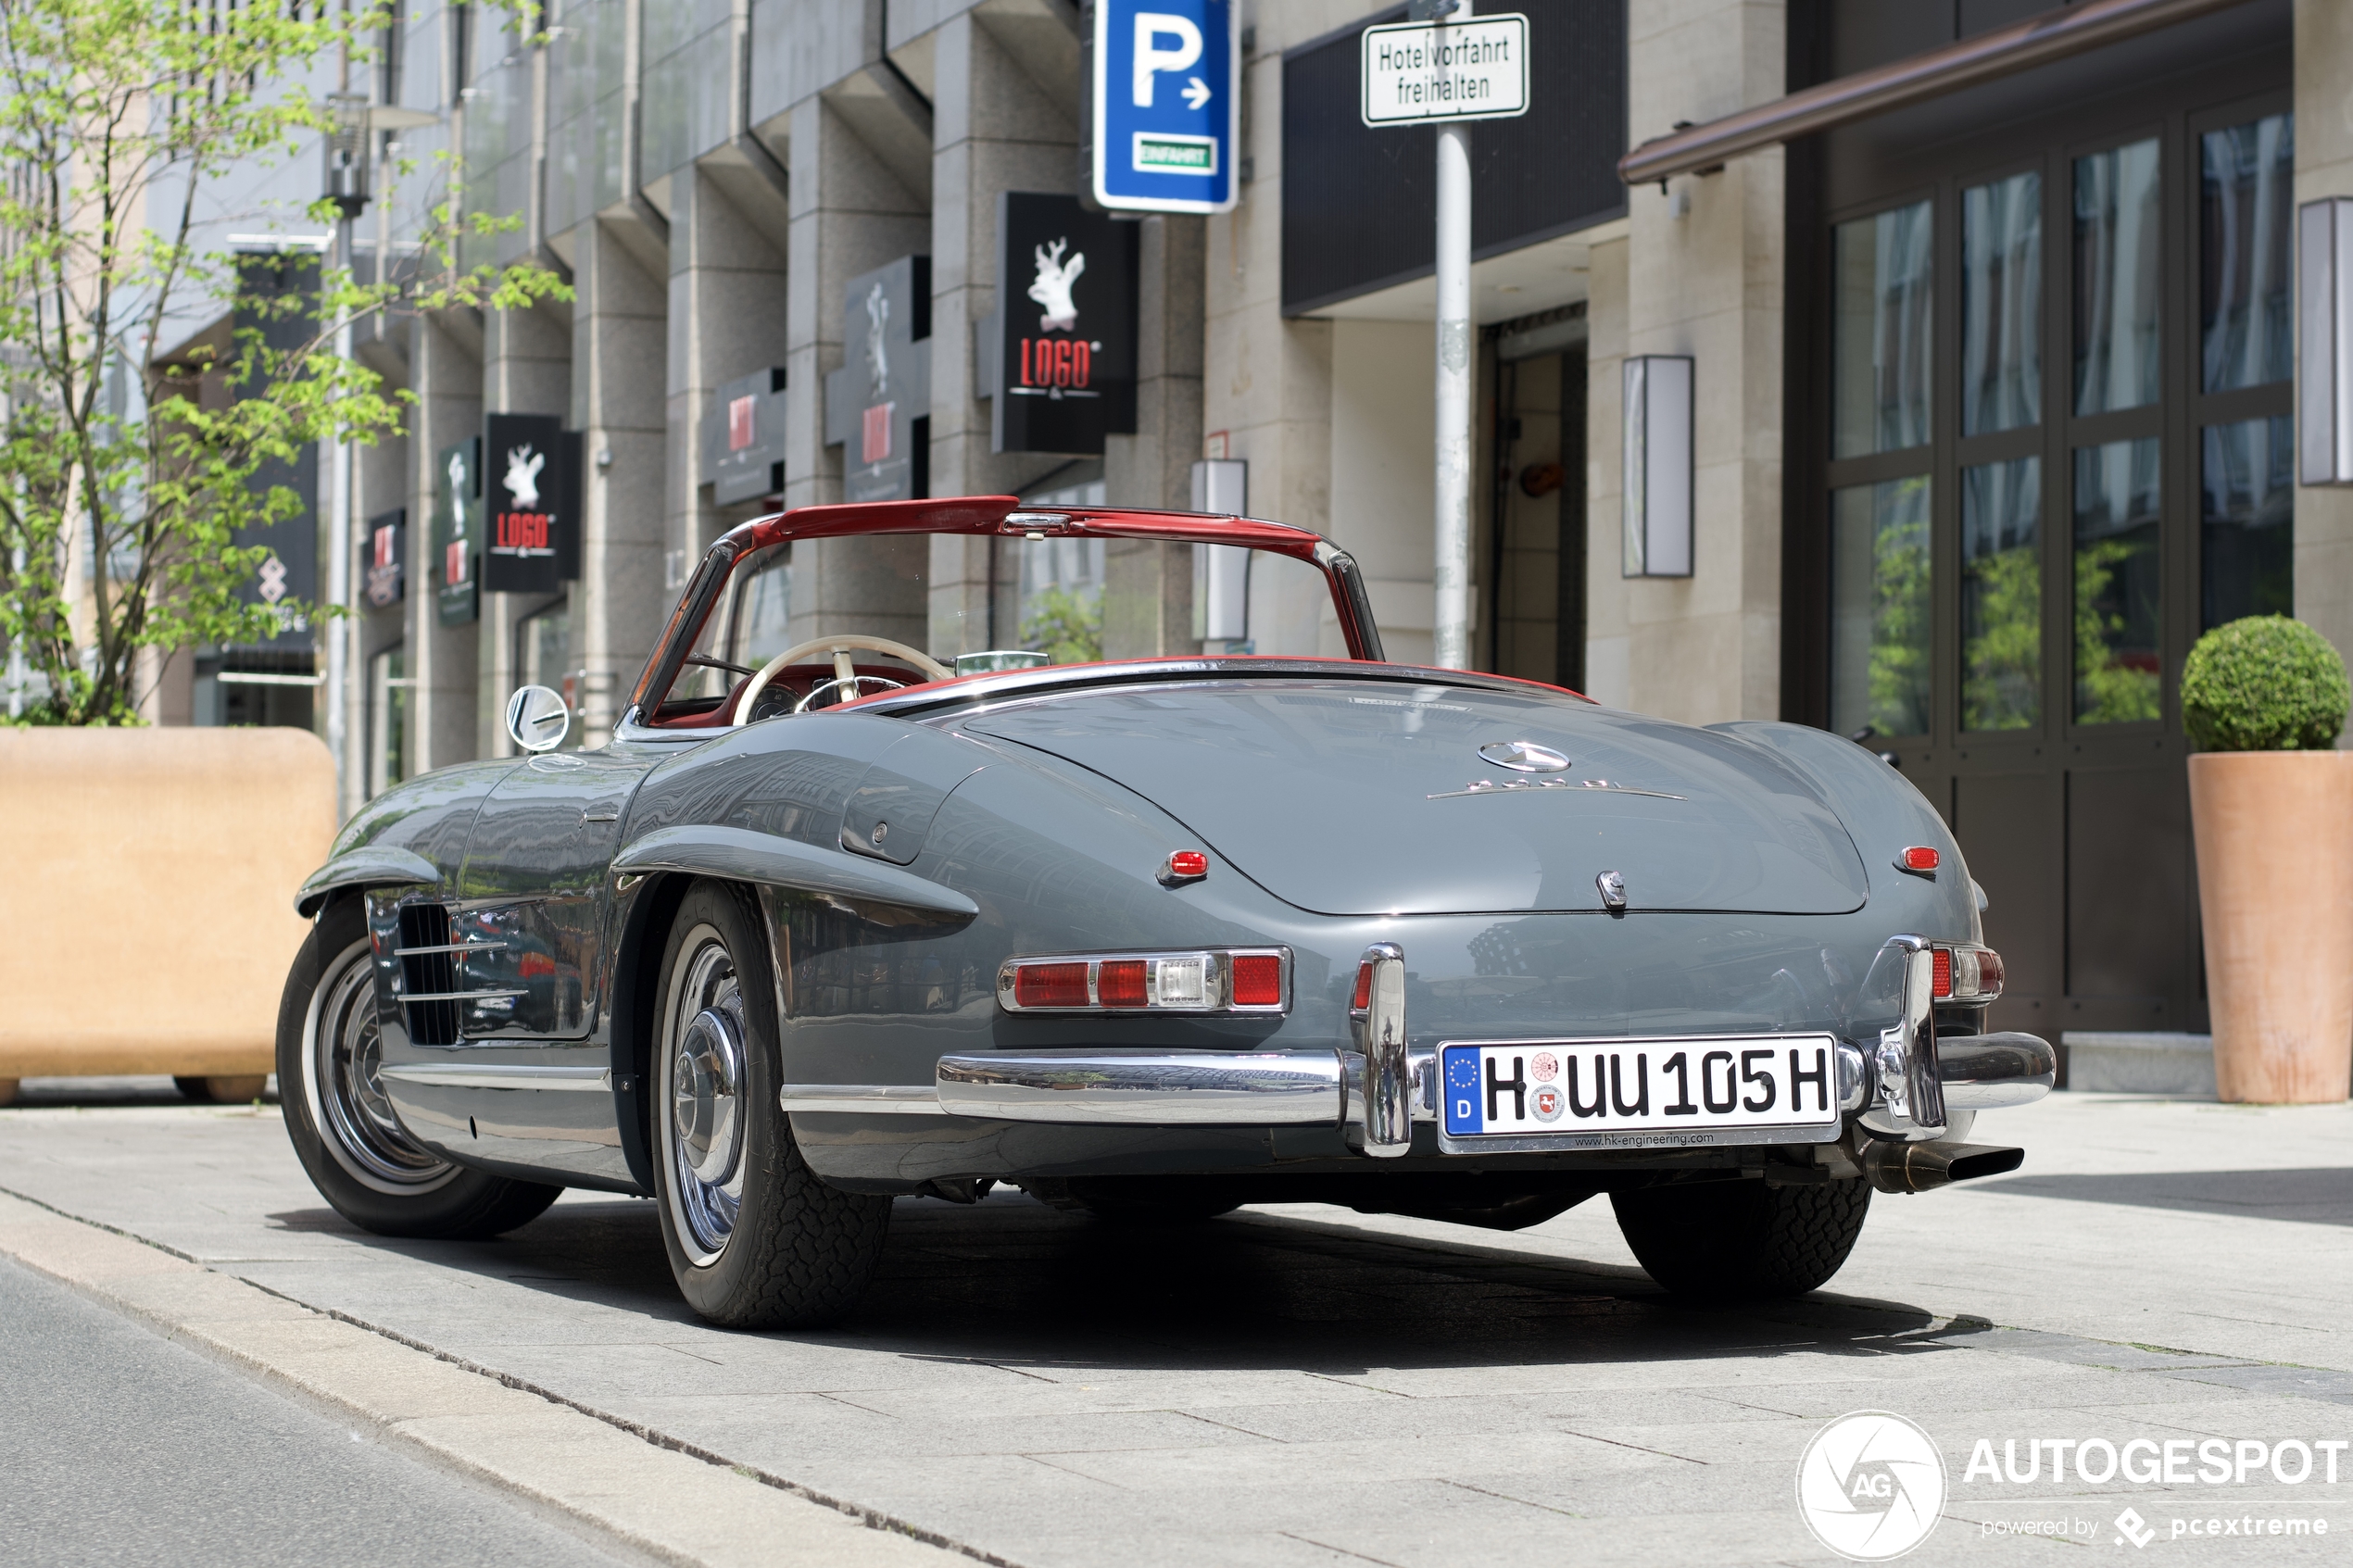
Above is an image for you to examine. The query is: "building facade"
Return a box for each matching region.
[166,0,2346,1038]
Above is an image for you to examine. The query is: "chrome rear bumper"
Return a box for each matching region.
[783,1028,2049,1130]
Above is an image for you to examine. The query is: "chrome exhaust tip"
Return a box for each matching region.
[1860,1139,2024,1194]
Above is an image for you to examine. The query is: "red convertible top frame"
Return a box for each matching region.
[625,495,1386,720]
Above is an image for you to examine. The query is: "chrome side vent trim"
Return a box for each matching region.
[395,904,463,1047]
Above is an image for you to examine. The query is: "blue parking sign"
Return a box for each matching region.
[1092,0,1238,214]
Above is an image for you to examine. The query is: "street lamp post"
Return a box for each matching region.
[323,92,370,819]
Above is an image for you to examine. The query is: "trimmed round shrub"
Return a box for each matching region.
[2181,616,2350,752]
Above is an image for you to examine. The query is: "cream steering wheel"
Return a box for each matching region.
[731,633,954,725]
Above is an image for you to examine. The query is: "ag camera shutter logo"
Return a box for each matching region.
[1796,1411,1947,1561]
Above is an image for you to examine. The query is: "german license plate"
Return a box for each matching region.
[1437,1035,1842,1149]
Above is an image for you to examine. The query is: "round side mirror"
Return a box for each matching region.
[504,684,571,753]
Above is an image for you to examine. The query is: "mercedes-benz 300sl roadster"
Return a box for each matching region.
[280,496,2054,1328]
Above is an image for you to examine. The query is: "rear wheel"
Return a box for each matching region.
[1611,1177,1871,1299]
[278,899,560,1239]
[651,882,890,1329]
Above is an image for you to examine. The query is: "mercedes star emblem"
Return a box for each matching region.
[1476,740,1570,773]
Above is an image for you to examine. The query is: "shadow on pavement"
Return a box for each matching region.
[1970,1167,2353,1226]
[277,1186,1960,1378]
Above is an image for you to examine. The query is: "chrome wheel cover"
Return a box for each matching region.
[660,927,749,1264]
[303,936,458,1195]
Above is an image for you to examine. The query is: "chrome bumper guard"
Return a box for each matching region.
[1937,1031,2056,1110]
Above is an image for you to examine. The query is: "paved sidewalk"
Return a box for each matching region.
[2,1092,2347,1566]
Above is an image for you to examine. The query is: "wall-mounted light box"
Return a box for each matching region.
[1622,355,1693,576]
[2302,198,2353,485]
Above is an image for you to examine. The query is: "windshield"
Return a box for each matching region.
[651,527,1359,728]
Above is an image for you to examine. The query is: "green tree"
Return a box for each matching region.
[0,0,565,724]
[1021,584,1102,666]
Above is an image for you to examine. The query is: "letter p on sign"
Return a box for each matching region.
[1133,12,1202,106]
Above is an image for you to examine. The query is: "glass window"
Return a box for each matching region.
[1961,458,2042,731]
[368,645,407,797]
[2074,139,2162,416]
[1961,172,2043,436]
[2072,440,2163,722]
[1833,201,1934,458]
[728,547,794,667]
[2201,113,2295,393]
[1830,477,1931,737]
[2201,417,2294,630]
[519,600,578,746]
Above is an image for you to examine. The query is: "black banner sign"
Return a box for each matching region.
[433,439,480,627]
[991,192,1138,455]
[483,413,580,594]
[824,256,931,503]
[364,508,405,608]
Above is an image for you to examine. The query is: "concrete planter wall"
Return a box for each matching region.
[0,727,335,1102]
[2187,751,2353,1104]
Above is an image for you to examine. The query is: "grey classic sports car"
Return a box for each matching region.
[281,495,2055,1329]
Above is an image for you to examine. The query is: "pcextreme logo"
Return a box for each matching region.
[1796,1411,1948,1562]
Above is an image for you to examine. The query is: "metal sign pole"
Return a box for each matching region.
[1432,118,1473,671]
[1364,3,1527,671]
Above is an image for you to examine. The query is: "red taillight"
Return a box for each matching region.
[1900,846,1941,872]
[1931,947,1953,998]
[1976,948,2005,995]
[1352,961,1374,1011]
[1097,960,1148,1008]
[1164,849,1208,882]
[1013,961,1089,1009]
[1232,954,1283,1007]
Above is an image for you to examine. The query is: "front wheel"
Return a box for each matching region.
[278,899,560,1239]
[1611,1176,1871,1299]
[651,881,891,1329]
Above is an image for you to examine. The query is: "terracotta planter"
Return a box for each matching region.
[0,726,334,1093]
[2187,751,2353,1103]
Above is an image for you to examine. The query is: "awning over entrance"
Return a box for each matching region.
[1618,0,2253,187]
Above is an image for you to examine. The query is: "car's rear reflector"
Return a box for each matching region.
[1351,961,1374,1011]
[1899,846,1941,872]
[998,948,1290,1014]
[1931,947,1953,998]
[1231,954,1283,1007]
[1162,849,1209,884]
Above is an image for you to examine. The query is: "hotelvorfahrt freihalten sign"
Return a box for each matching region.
[1359,12,1529,126]
[824,257,930,503]
[433,438,479,626]
[991,192,1138,456]
[482,412,582,595]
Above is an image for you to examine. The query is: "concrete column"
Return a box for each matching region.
[1094,215,1208,660]
[784,92,930,646]
[407,312,483,774]
[1582,235,1631,706]
[2296,0,2353,698]
[352,425,412,793]
[1203,14,1339,659]
[667,162,790,583]
[477,303,573,756]
[571,218,670,735]
[926,7,1083,658]
[1587,0,1786,723]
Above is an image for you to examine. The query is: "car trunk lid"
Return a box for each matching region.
[961,681,1869,916]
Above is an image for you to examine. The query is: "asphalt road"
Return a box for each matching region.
[1,1090,2349,1565]
[0,1253,625,1568]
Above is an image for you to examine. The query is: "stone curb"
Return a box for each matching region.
[0,1189,986,1568]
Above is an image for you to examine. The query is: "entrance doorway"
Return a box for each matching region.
[1489,339,1588,690]
[1791,40,2293,1037]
